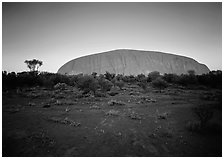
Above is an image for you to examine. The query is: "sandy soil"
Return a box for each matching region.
[2,84,222,157]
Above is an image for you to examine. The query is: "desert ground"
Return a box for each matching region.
[2,84,222,157]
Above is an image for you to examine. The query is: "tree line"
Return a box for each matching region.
[2,59,222,92]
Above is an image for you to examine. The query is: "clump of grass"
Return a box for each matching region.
[107,91,119,96]
[108,99,125,106]
[94,91,107,97]
[128,112,142,120]
[54,83,68,90]
[90,105,101,109]
[157,112,169,120]
[106,110,120,116]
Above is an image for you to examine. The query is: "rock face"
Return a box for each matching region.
[57,49,210,75]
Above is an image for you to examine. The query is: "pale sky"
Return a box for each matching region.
[2,2,222,73]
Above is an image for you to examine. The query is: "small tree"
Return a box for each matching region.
[24,59,43,72]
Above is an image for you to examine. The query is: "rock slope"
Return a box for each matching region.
[57,49,210,75]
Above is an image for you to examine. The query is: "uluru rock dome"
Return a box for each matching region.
[57,49,210,75]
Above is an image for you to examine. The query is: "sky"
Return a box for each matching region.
[2,2,222,73]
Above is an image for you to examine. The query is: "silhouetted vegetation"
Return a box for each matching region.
[97,76,113,92]
[24,59,43,72]
[162,73,179,83]
[147,71,160,82]
[104,71,115,81]
[76,75,98,95]
[115,80,125,90]
[151,77,168,91]
[137,81,148,91]
[2,70,222,92]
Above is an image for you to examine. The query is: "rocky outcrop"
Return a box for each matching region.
[57,49,210,75]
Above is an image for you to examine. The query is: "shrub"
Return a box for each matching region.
[94,91,107,97]
[106,110,120,116]
[115,80,125,90]
[187,70,195,76]
[3,71,17,89]
[104,71,115,81]
[151,77,168,91]
[163,73,179,83]
[136,74,147,82]
[17,71,41,87]
[115,74,124,81]
[108,99,125,106]
[147,71,160,82]
[98,77,113,92]
[197,70,222,89]
[111,78,116,87]
[122,75,136,83]
[177,72,197,86]
[54,83,68,90]
[91,72,97,78]
[38,72,71,87]
[108,91,119,96]
[137,81,148,91]
[76,75,99,95]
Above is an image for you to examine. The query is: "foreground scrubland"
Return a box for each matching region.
[2,71,222,156]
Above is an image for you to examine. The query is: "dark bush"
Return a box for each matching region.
[151,77,168,91]
[137,81,148,91]
[76,75,99,95]
[2,71,17,89]
[94,91,107,97]
[91,72,97,78]
[163,73,179,83]
[136,74,147,82]
[197,70,222,89]
[98,77,113,92]
[2,70,221,91]
[17,71,41,87]
[104,71,115,81]
[177,74,197,86]
[115,80,125,90]
[122,75,136,83]
[115,74,124,81]
[108,91,119,96]
[147,71,160,82]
